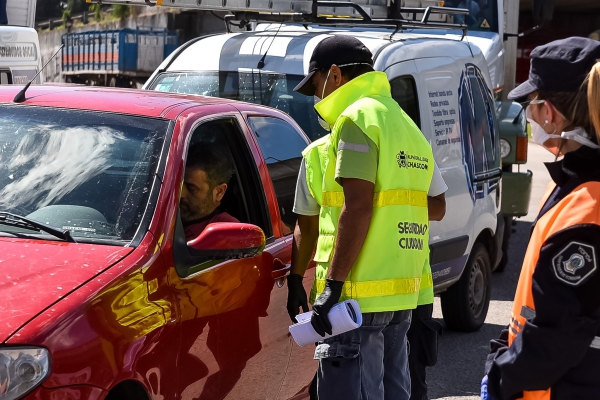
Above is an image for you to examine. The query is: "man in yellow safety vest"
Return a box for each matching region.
[286,35,445,400]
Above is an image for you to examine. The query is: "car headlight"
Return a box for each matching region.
[0,348,50,399]
[500,138,511,159]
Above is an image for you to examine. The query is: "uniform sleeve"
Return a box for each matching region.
[293,159,320,216]
[428,161,448,197]
[334,118,378,185]
[488,224,600,400]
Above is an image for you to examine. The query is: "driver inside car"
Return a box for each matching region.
[181,143,239,240]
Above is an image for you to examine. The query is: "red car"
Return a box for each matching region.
[0,85,316,400]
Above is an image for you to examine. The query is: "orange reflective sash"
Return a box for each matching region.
[508,181,600,400]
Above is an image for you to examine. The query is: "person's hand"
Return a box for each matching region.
[287,274,309,323]
[311,279,344,336]
[481,375,493,400]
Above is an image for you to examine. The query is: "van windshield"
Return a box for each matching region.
[445,0,498,32]
[149,71,329,141]
[0,106,168,244]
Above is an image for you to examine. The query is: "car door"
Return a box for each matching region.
[386,58,472,287]
[240,111,318,399]
[167,113,293,400]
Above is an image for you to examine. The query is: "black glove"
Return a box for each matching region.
[311,279,344,337]
[287,273,309,323]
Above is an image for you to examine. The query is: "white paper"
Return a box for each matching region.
[289,299,363,347]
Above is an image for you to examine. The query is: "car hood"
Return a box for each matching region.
[0,238,133,342]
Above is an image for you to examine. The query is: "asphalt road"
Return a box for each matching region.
[427,142,556,400]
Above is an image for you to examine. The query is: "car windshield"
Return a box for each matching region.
[149,70,329,141]
[445,0,498,32]
[0,105,169,243]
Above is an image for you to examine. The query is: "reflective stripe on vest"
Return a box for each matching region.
[311,272,432,300]
[322,189,428,208]
[507,181,600,400]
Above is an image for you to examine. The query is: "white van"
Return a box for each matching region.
[144,25,504,331]
[0,0,40,85]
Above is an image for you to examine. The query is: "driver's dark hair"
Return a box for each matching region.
[186,143,233,188]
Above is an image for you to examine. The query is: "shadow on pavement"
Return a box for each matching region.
[428,219,533,399]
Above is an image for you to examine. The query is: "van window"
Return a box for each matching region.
[390,76,421,128]
[247,116,307,232]
[459,64,500,199]
[149,71,329,141]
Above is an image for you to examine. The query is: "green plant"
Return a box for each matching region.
[89,4,102,22]
[62,8,72,25]
[112,5,131,19]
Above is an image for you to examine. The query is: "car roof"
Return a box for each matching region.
[0,84,242,118]
[160,26,478,77]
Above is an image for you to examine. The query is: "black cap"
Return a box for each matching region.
[508,36,600,102]
[293,35,374,96]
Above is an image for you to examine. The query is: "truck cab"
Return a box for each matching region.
[0,0,41,85]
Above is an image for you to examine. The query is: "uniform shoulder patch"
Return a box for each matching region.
[551,241,597,286]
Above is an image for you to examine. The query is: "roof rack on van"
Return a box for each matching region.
[89,0,469,37]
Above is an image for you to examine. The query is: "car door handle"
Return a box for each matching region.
[272,263,291,280]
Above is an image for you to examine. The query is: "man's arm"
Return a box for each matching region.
[327,178,374,281]
[290,214,319,277]
[428,193,446,221]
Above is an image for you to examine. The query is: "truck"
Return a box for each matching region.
[61,28,179,87]
[0,0,41,85]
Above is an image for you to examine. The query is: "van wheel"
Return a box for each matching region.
[440,242,491,332]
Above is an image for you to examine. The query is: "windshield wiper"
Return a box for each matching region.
[0,212,76,242]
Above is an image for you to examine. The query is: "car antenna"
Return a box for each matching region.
[257,21,284,69]
[13,44,64,104]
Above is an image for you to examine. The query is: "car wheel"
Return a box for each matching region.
[495,216,513,272]
[440,242,491,332]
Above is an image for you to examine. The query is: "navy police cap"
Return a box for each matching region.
[509,36,600,101]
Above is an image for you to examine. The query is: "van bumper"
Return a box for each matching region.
[501,170,533,217]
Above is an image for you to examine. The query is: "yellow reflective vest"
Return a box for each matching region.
[303,71,434,313]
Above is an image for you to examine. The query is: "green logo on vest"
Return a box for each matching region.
[396,151,429,170]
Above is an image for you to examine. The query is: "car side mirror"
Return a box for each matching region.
[187,222,266,260]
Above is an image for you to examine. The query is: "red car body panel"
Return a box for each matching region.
[0,238,132,342]
[0,85,317,400]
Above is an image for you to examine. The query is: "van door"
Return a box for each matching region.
[386,58,471,288]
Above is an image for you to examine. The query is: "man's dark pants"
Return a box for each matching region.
[407,303,442,400]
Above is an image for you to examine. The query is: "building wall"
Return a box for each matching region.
[516,6,600,84]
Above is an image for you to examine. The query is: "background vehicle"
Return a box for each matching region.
[61,28,179,88]
[140,5,504,331]
[0,85,315,399]
[0,0,41,84]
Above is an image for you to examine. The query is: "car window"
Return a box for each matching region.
[176,117,272,277]
[390,76,421,128]
[149,71,329,141]
[0,105,168,243]
[247,116,307,233]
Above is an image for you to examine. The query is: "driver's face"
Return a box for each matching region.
[180,168,219,224]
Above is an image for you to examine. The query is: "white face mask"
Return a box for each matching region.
[561,127,599,149]
[526,106,561,147]
[526,106,599,155]
[314,95,331,132]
